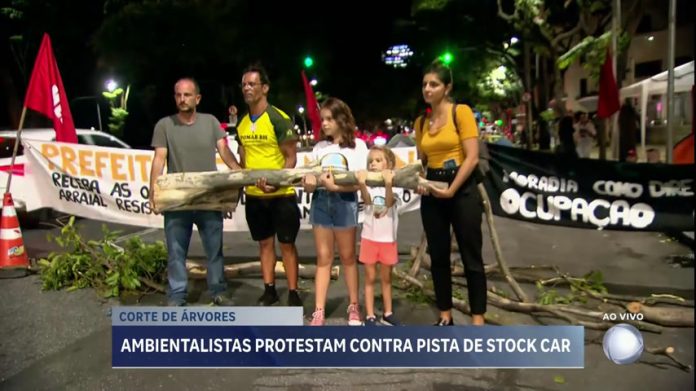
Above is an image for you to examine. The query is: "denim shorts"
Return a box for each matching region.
[309,190,358,229]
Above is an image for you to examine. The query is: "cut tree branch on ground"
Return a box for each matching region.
[407,248,694,311]
[394,269,663,332]
[478,183,528,303]
[584,337,692,373]
[185,261,339,280]
[545,274,694,308]
[401,199,691,335]
[486,288,663,332]
[644,346,693,372]
[435,172,692,368]
[138,277,166,293]
[627,302,695,327]
[408,233,427,277]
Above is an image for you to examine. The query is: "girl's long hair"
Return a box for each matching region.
[320,97,356,148]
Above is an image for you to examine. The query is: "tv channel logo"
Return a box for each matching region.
[602,323,644,364]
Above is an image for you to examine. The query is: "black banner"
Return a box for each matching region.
[481,144,695,231]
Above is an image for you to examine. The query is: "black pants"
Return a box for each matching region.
[245,195,301,243]
[421,168,487,314]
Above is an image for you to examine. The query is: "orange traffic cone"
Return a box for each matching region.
[0,192,30,277]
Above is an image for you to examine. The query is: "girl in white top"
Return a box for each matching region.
[302,97,368,326]
[357,146,401,326]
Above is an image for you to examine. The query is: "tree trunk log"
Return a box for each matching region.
[155,162,446,212]
[185,261,339,280]
[626,302,695,327]
[408,233,427,277]
[156,189,241,212]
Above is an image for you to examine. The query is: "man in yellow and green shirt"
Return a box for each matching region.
[238,64,302,307]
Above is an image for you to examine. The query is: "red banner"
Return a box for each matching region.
[24,33,77,143]
[301,70,322,141]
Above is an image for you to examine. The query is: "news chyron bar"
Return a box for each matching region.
[112,307,585,368]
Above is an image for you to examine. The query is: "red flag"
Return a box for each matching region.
[673,133,694,164]
[301,70,322,141]
[597,48,620,119]
[24,33,77,143]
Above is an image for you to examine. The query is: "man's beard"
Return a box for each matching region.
[179,104,194,113]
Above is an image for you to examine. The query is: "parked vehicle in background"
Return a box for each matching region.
[0,128,131,227]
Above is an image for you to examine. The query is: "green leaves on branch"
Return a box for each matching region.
[1,8,23,19]
[557,33,605,70]
[107,107,129,136]
[557,30,631,81]
[102,85,130,138]
[38,216,167,298]
[102,87,124,101]
[476,65,524,101]
[536,270,607,305]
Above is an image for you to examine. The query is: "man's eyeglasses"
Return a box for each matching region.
[240,82,262,89]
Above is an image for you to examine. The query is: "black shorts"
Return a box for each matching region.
[245,195,301,243]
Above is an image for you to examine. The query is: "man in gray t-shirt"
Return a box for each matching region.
[151,112,225,173]
[149,77,241,307]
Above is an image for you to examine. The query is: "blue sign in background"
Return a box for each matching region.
[112,326,584,368]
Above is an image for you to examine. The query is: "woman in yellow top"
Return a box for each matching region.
[414,60,487,326]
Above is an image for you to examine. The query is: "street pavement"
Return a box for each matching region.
[0,212,693,390]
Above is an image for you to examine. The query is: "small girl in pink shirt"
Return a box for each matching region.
[356,146,401,326]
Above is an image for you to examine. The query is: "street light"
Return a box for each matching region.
[106,79,118,93]
[310,78,318,87]
[296,105,307,144]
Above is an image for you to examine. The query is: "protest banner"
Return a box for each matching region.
[21,140,694,231]
[482,144,695,231]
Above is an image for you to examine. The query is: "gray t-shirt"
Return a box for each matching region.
[151,113,226,173]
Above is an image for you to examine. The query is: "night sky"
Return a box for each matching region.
[6,0,689,148]
[2,0,445,147]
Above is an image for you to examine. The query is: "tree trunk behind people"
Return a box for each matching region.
[618,103,639,161]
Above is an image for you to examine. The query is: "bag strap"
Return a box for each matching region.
[420,104,487,183]
[453,103,488,183]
